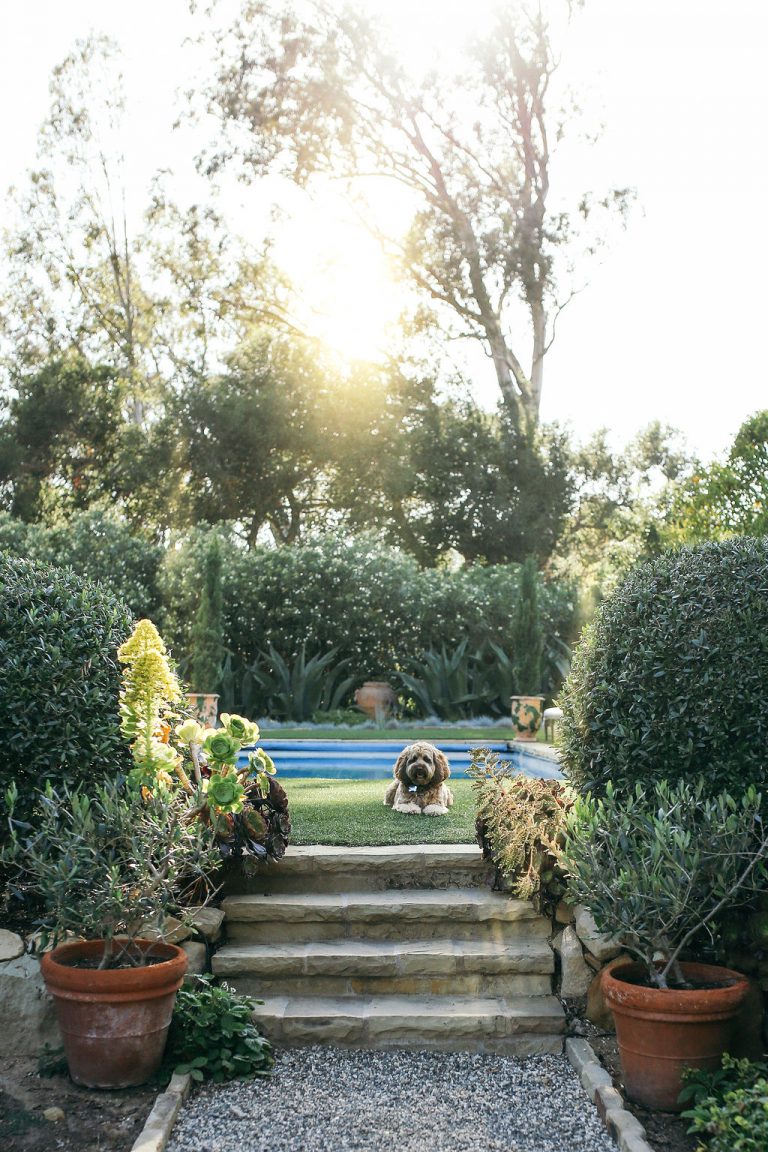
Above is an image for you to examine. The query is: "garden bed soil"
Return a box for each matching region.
[0,1052,157,1152]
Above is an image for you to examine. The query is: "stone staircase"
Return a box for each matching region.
[213,845,565,1054]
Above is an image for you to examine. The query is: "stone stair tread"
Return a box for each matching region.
[256,845,487,870]
[213,936,554,976]
[261,993,564,1019]
[224,887,537,923]
[250,992,565,1034]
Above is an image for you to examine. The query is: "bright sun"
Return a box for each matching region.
[273,182,410,364]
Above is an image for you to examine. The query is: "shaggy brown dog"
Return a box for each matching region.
[383,742,454,816]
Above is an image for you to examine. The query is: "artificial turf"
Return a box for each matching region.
[283,777,478,846]
[260,726,527,742]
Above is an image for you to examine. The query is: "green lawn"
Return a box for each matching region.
[283,777,478,846]
[261,725,540,742]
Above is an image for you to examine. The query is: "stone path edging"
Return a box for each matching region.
[130,1072,192,1152]
[566,1038,655,1152]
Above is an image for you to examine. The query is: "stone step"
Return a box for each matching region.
[223,888,548,945]
[249,993,566,1054]
[224,844,493,895]
[213,937,554,998]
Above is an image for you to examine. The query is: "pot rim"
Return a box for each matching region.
[41,937,187,996]
[603,959,749,1013]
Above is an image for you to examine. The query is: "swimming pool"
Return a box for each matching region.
[241,739,562,781]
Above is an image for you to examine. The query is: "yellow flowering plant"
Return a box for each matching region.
[118,620,290,861]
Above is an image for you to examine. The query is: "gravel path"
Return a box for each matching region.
[166,1047,616,1152]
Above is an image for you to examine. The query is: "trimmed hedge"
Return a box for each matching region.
[0,553,133,825]
[559,537,768,797]
[159,530,578,713]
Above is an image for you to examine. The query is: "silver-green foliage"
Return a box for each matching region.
[562,778,768,988]
[244,644,356,722]
[2,778,220,966]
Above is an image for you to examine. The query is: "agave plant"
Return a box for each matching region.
[246,644,357,722]
[396,640,486,720]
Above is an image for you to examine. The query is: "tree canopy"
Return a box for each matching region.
[198,0,630,429]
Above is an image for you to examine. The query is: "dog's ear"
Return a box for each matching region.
[394,748,409,781]
[433,748,450,782]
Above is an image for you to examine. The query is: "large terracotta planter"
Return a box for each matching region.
[602,960,749,1112]
[187,692,219,728]
[354,681,396,721]
[510,695,545,741]
[41,939,187,1088]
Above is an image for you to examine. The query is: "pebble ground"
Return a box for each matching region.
[166,1046,616,1152]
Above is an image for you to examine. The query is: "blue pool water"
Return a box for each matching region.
[240,740,562,781]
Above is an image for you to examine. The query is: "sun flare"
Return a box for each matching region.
[272,183,412,364]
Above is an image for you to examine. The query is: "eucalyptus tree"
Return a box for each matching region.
[1,35,157,424]
[196,0,630,430]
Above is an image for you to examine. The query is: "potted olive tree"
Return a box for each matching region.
[2,617,290,1089]
[562,777,768,1111]
[2,776,219,1088]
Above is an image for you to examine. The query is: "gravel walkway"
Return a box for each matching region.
[166,1047,616,1152]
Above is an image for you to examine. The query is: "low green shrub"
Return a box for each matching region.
[2,777,219,963]
[681,1054,768,1151]
[0,554,133,825]
[164,976,273,1082]
[559,537,768,797]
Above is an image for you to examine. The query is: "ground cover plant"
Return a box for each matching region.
[164,976,273,1083]
[681,1054,768,1152]
[284,778,476,846]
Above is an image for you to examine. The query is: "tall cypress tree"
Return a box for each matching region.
[190,537,225,692]
[511,556,544,694]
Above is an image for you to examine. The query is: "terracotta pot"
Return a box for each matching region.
[602,960,749,1112]
[41,938,187,1088]
[510,695,545,741]
[187,692,219,728]
[354,681,396,721]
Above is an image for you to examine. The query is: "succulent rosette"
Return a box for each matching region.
[206,769,245,813]
[201,729,240,765]
[219,713,259,744]
[175,719,205,746]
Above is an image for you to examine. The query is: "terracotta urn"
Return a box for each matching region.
[187,692,219,728]
[510,695,545,740]
[354,681,397,721]
[602,960,749,1111]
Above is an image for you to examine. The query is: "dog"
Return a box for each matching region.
[383,742,454,816]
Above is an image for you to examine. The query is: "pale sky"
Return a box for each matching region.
[1,0,767,462]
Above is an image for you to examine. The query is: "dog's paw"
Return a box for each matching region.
[422,803,449,816]
[394,802,422,815]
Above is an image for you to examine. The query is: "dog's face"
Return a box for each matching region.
[394,742,450,789]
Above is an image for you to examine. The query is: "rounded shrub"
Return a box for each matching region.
[0,553,133,825]
[559,537,768,797]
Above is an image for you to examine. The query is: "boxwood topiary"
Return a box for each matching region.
[0,553,133,826]
[559,537,768,797]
